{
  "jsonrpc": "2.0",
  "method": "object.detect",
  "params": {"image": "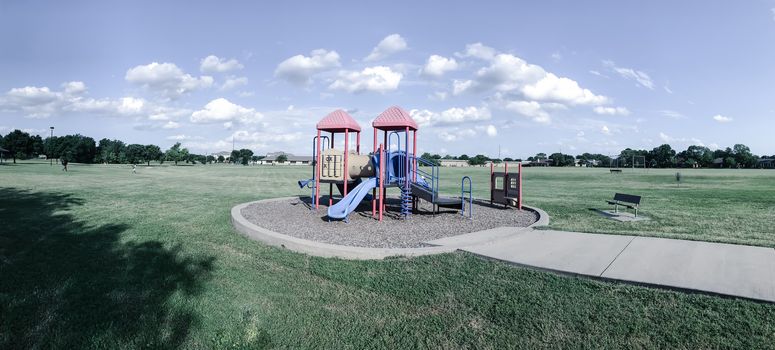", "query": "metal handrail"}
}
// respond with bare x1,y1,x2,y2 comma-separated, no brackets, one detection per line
387,132,402,184
461,176,473,219
411,156,438,204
